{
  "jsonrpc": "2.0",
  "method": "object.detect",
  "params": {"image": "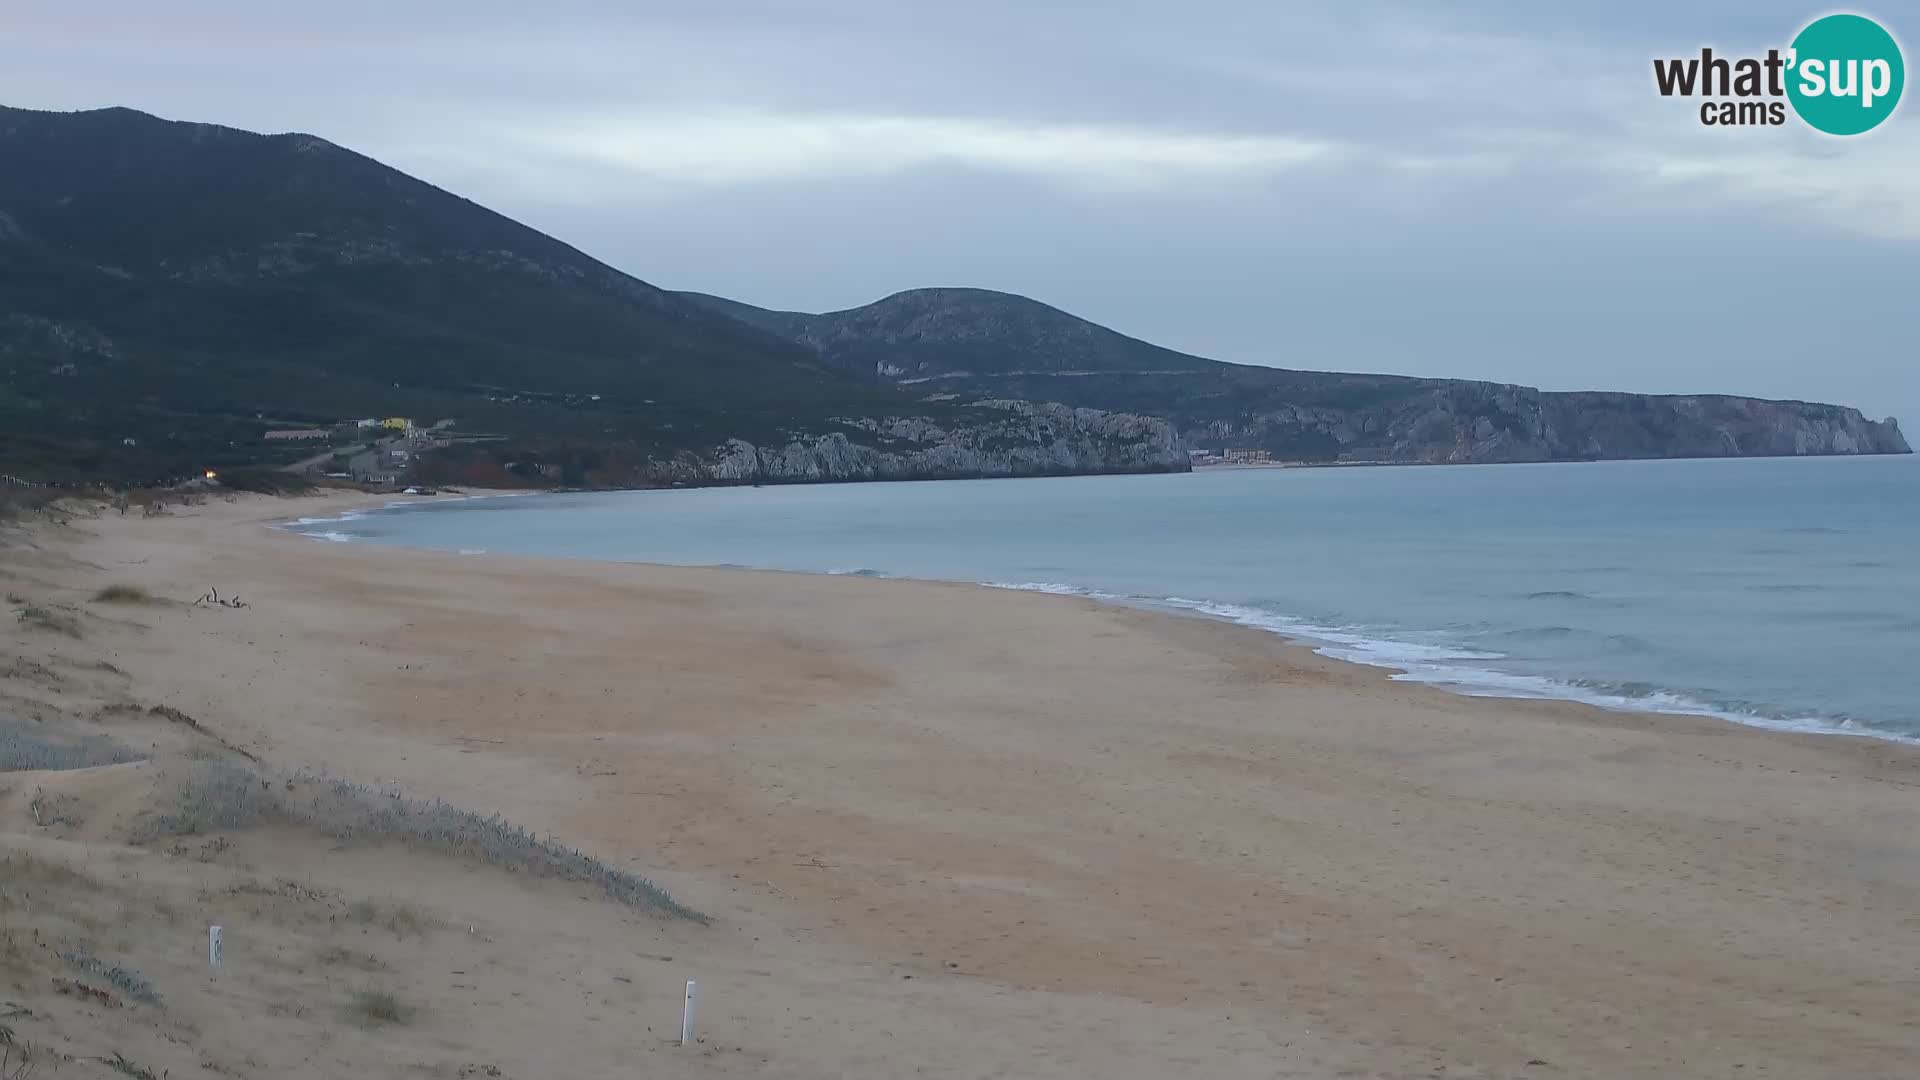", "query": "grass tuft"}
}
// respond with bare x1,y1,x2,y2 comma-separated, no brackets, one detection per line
345,988,415,1027
313,944,386,972
345,898,440,937
100,1051,162,1079
91,584,156,605
13,604,81,638
60,946,161,1005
